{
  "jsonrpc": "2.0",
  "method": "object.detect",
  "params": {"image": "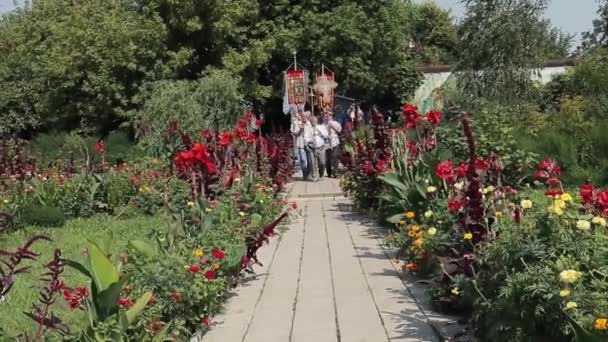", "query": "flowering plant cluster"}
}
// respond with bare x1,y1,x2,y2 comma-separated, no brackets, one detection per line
341,105,608,341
